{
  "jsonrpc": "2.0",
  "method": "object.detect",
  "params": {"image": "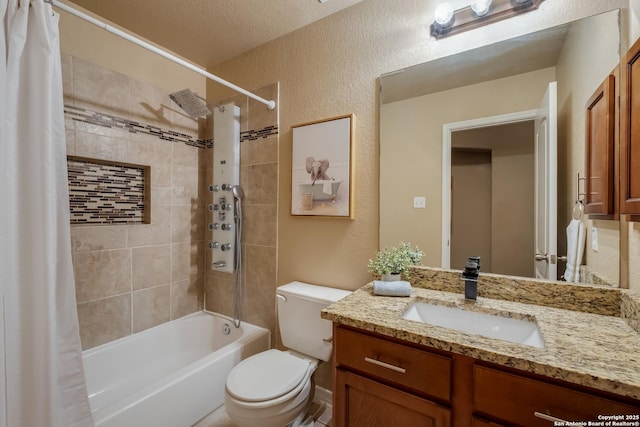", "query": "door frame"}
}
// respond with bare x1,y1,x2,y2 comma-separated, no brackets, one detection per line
441,109,538,269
